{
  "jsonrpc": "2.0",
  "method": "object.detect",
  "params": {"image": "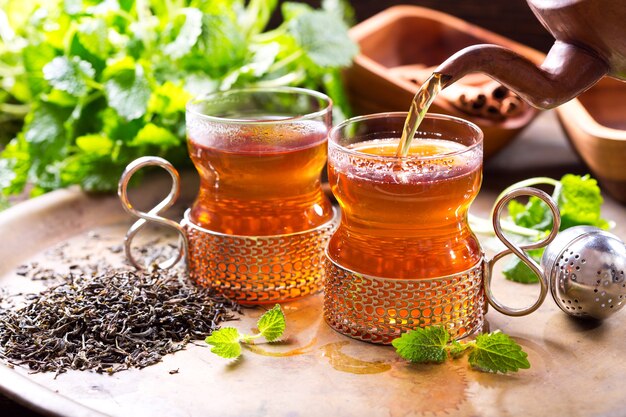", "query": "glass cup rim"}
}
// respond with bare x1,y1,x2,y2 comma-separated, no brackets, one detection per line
328,112,484,162
186,86,332,125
